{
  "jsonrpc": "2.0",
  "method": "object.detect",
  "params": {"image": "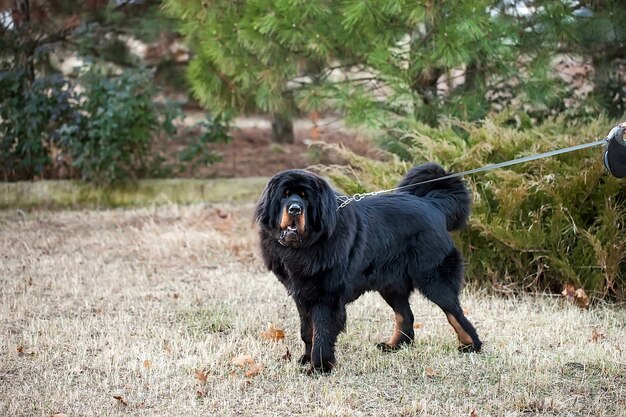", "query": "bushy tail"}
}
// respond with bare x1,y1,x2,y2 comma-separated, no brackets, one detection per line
398,162,471,231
